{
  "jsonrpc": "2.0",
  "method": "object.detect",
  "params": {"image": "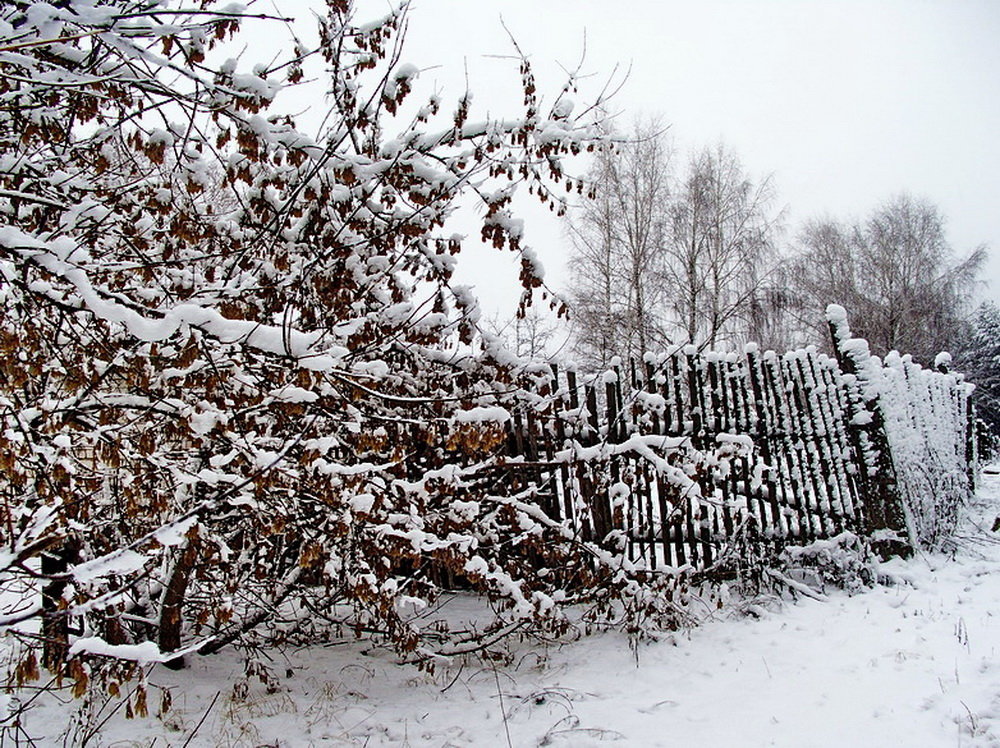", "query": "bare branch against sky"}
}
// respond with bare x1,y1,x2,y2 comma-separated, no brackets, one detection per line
261,0,1000,315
